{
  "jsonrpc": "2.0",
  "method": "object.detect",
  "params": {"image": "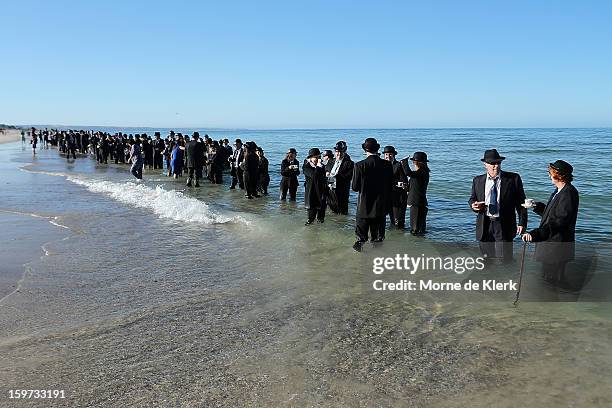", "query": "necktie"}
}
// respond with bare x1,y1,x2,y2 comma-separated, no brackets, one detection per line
489,179,498,215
